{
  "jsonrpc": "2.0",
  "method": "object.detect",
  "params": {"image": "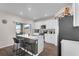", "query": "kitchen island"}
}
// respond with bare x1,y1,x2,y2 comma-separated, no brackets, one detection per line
16,34,44,56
